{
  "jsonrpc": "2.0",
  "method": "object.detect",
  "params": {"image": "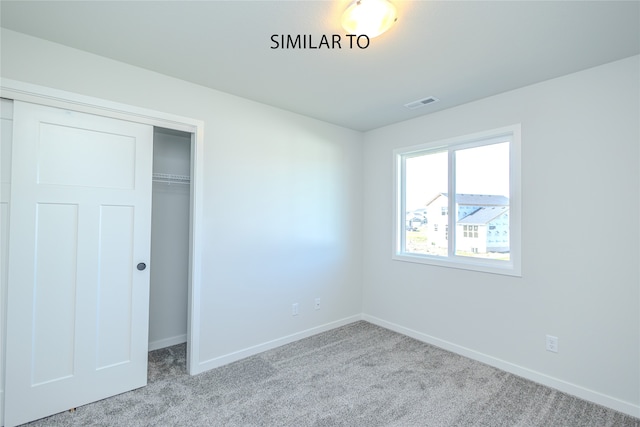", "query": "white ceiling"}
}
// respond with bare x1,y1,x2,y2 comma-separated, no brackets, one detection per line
1,0,639,131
